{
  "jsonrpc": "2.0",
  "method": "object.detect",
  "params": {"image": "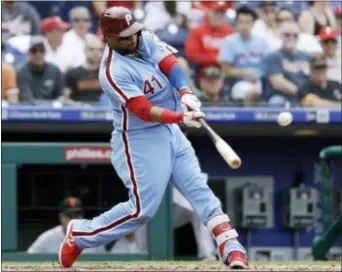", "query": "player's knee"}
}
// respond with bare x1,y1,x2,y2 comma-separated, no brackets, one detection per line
136,204,159,222
137,209,156,221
